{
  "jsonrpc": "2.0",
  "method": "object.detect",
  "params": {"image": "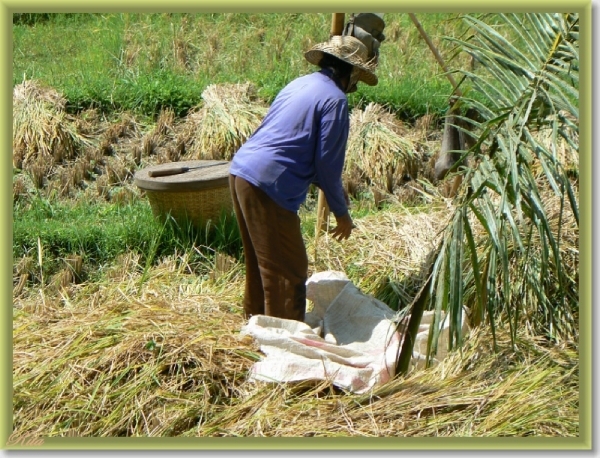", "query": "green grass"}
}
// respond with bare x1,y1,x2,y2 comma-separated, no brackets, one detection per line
13,197,242,284
13,12,479,121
